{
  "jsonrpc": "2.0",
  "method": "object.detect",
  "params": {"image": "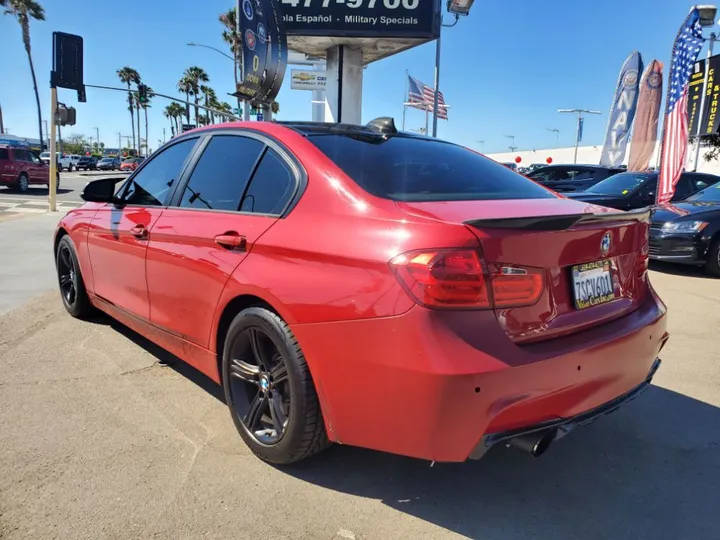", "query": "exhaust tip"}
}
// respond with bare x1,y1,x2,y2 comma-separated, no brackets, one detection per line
507,429,556,457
